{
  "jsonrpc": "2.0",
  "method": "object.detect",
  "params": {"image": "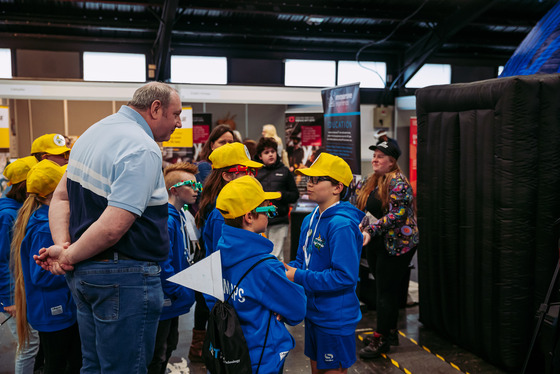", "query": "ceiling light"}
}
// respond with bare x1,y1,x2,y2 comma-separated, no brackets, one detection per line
305,16,326,26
